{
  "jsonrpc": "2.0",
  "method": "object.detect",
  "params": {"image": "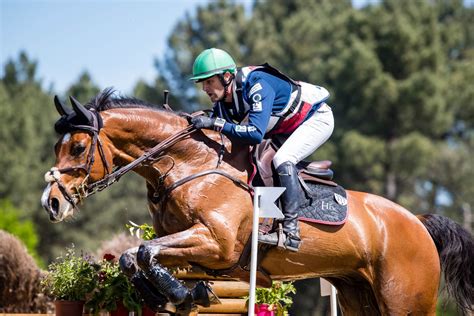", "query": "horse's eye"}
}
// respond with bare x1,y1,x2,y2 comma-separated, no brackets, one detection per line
70,144,86,156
